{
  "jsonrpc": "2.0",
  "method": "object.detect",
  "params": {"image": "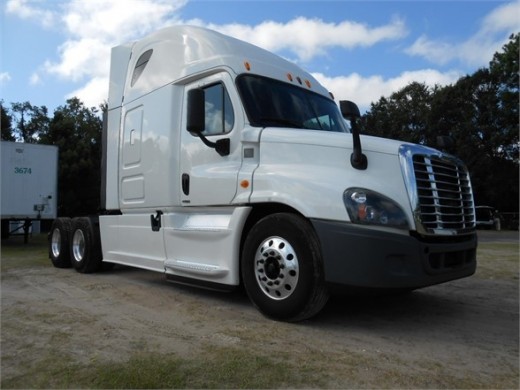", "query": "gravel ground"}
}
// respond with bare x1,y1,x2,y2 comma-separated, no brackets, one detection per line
1,231,518,388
